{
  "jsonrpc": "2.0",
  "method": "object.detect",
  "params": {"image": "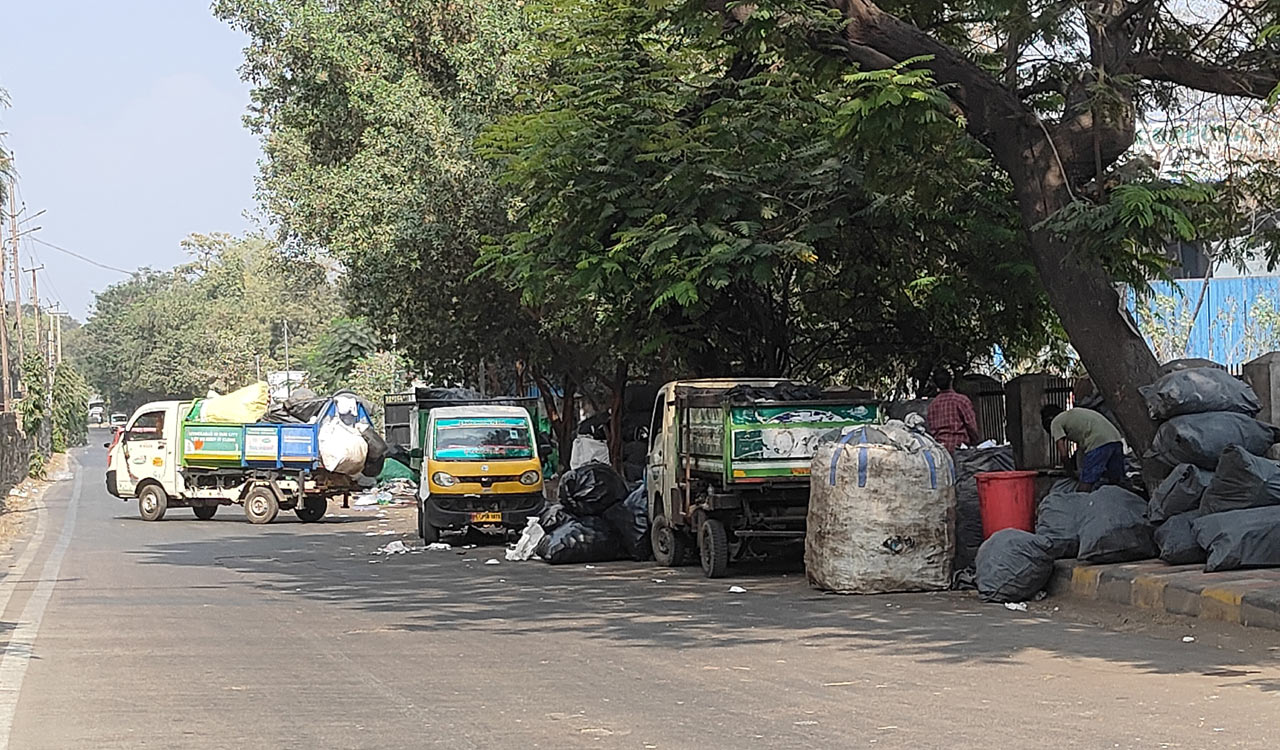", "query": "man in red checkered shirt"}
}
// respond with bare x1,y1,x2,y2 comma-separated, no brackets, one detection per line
926,370,980,454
